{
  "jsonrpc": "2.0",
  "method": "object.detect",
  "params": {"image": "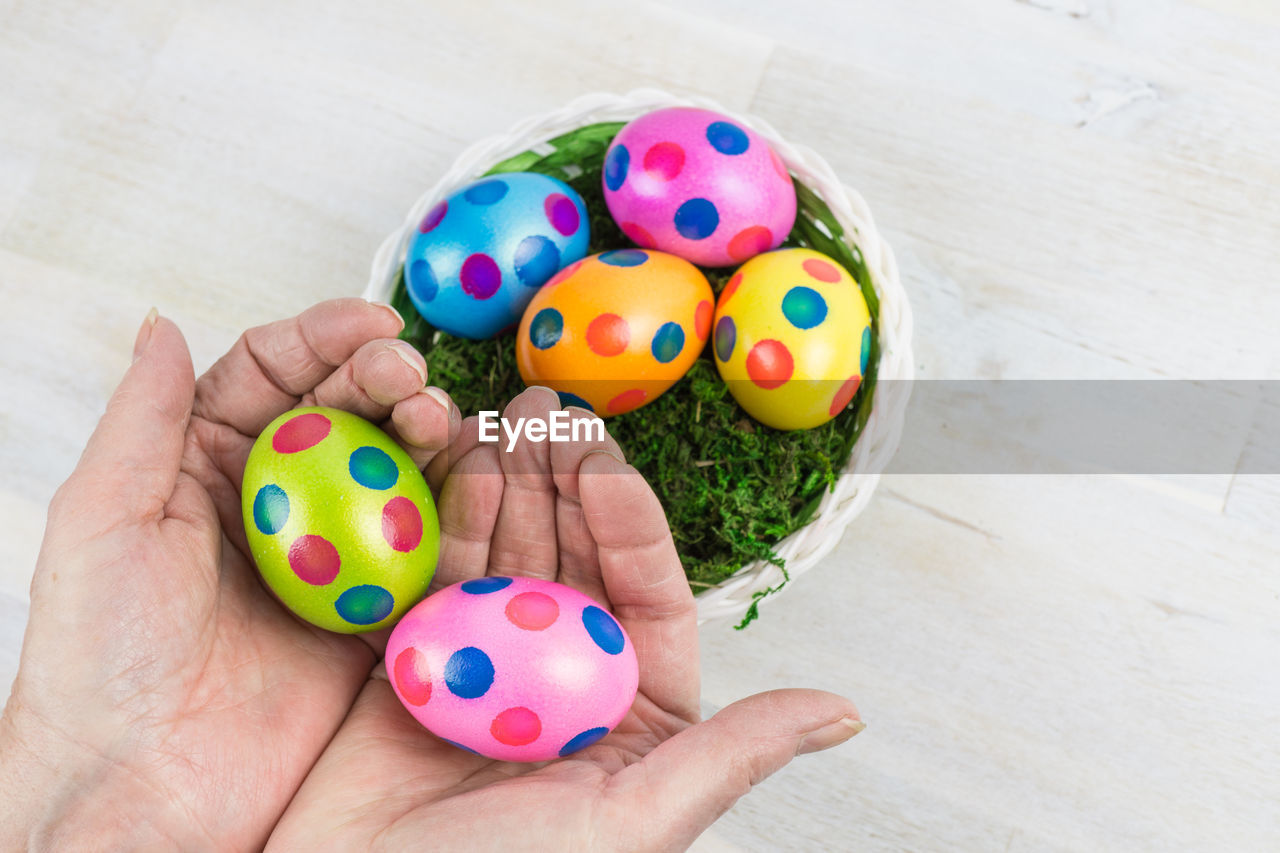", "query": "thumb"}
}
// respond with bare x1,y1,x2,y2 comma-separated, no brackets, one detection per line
621,689,863,850
60,309,196,529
